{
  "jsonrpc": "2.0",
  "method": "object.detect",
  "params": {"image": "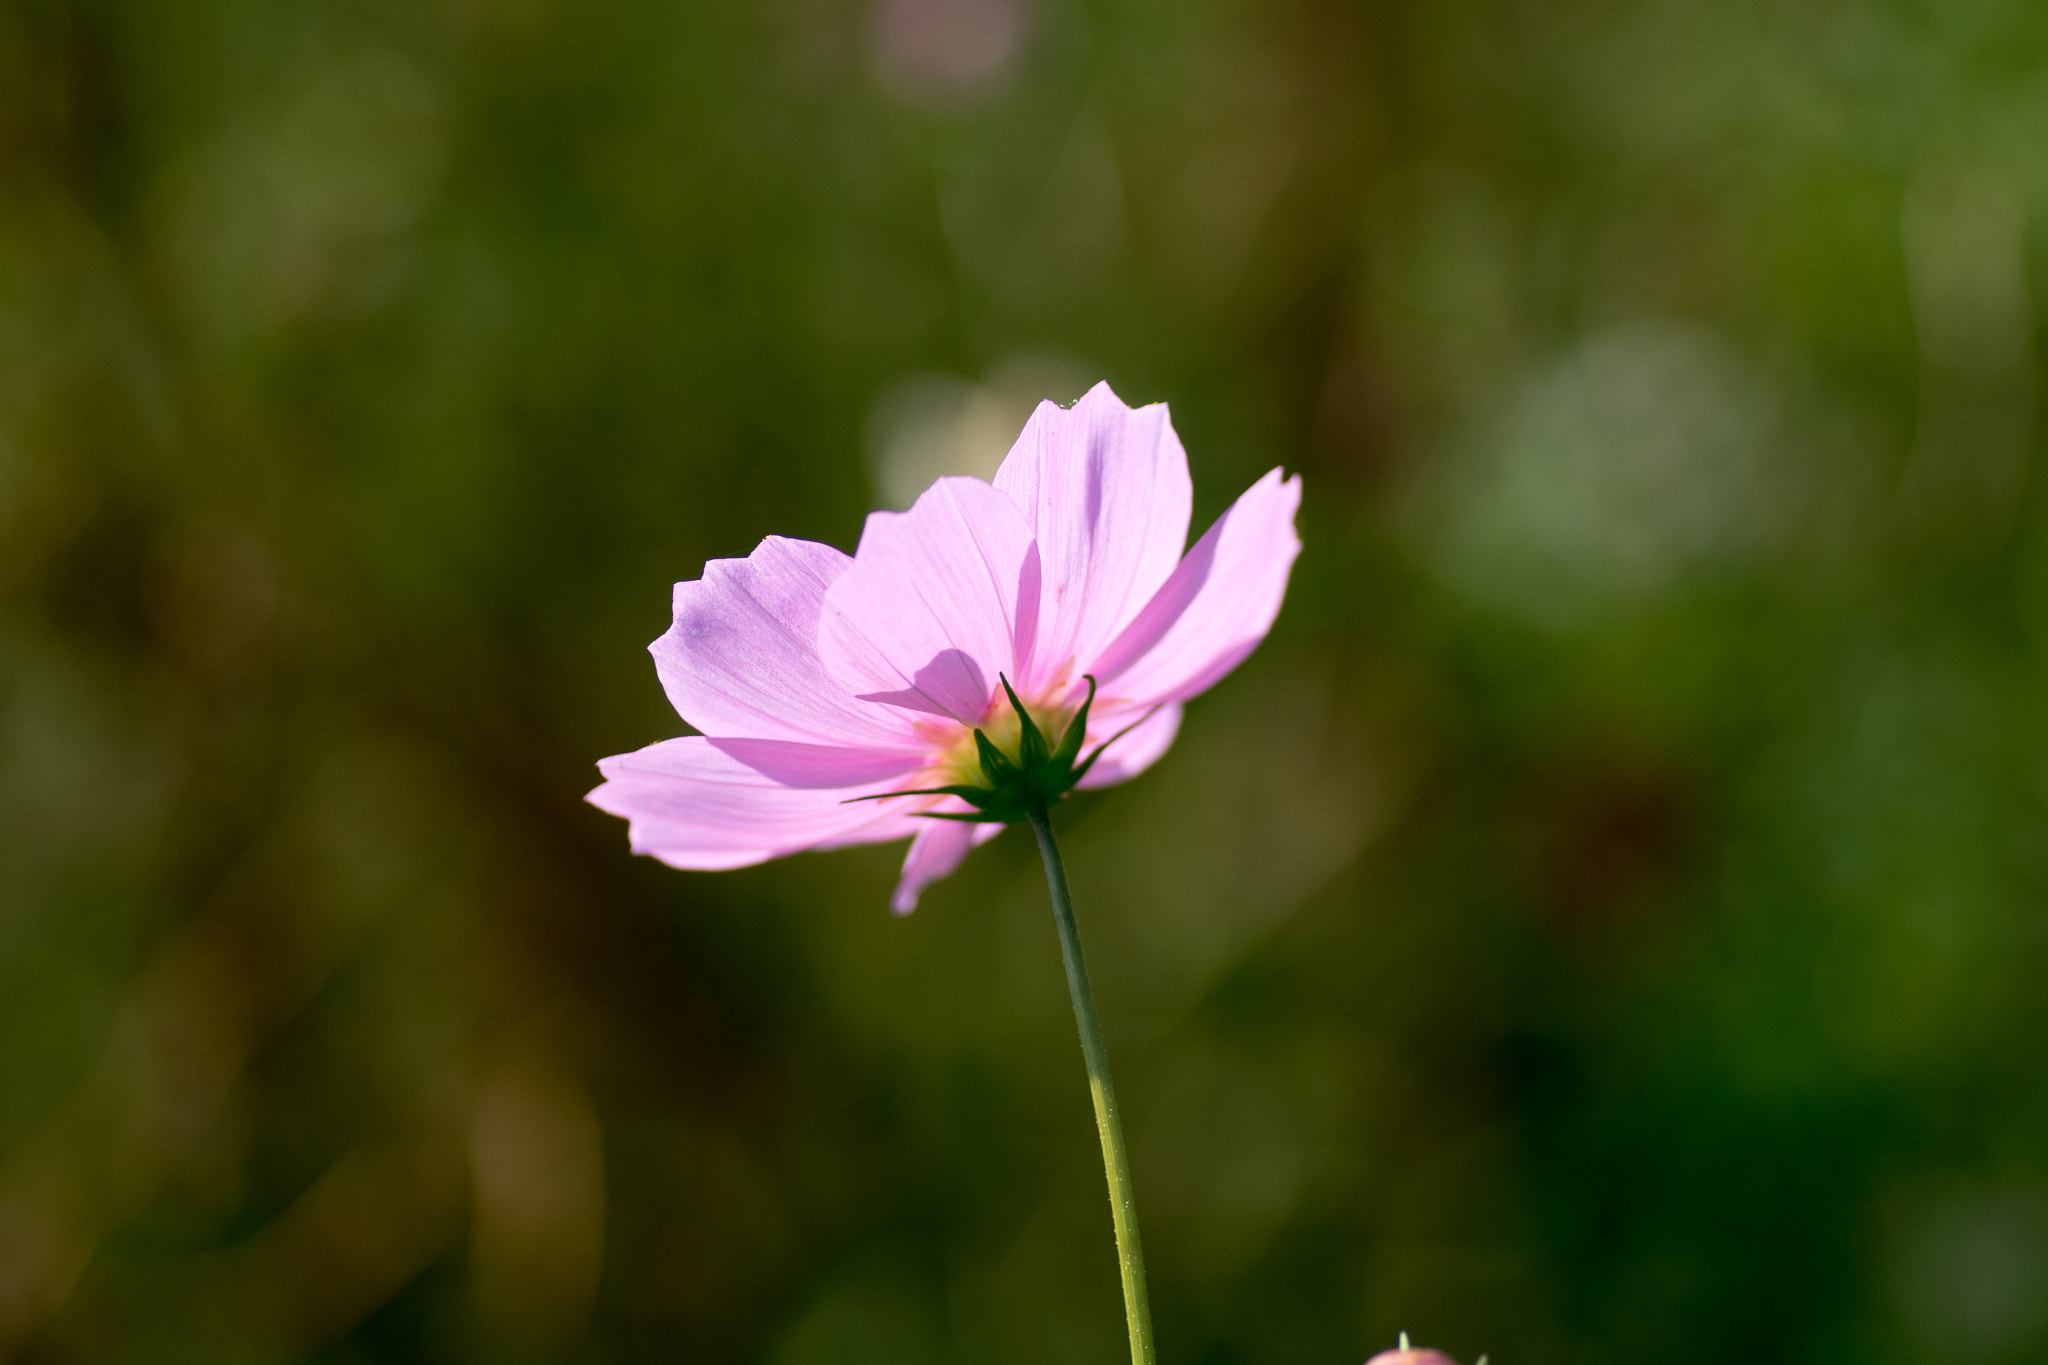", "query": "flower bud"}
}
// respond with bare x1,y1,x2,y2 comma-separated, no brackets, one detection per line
1364,1333,1468,1365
